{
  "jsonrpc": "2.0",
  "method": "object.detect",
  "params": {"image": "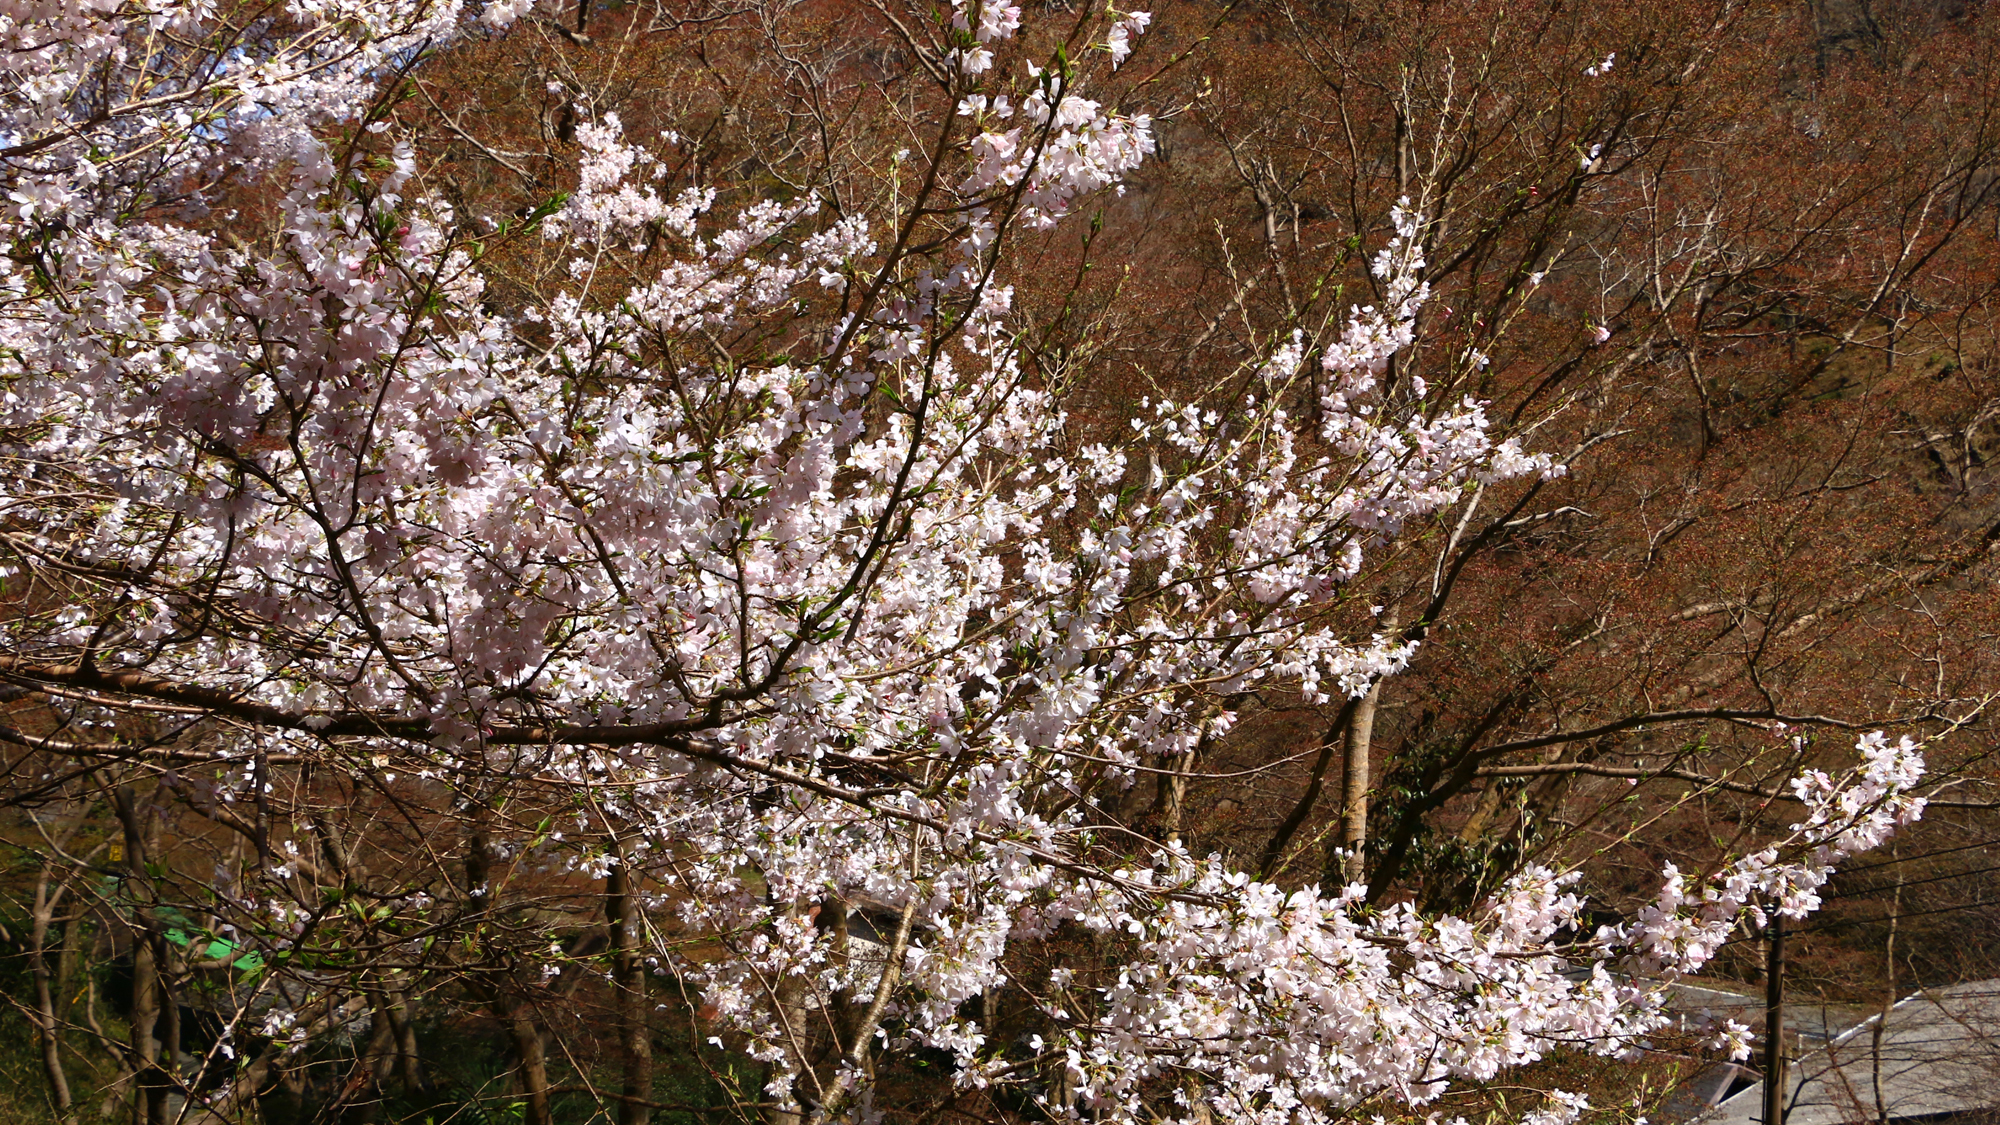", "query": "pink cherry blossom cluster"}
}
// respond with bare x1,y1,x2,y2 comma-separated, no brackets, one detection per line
948,1,1155,229
1018,731,1925,1125
1603,731,1927,975
0,2,1926,1122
